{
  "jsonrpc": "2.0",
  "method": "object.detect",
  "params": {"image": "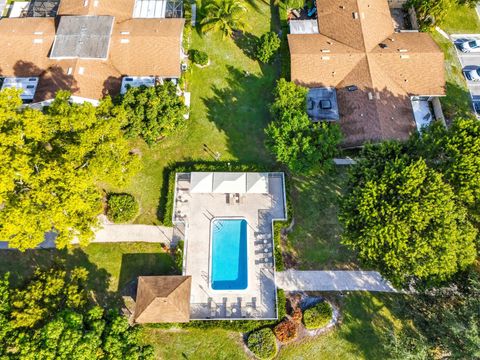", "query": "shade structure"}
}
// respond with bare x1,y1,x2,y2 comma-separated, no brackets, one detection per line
212,172,247,193
190,172,214,193
134,276,192,323
246,173,269,194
